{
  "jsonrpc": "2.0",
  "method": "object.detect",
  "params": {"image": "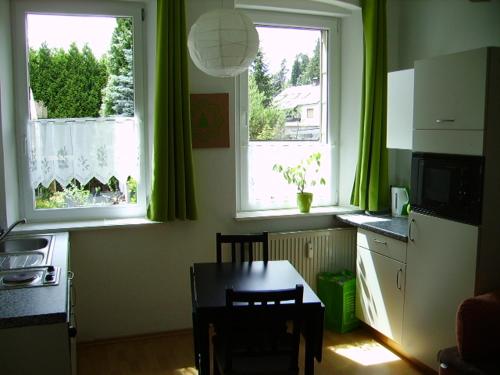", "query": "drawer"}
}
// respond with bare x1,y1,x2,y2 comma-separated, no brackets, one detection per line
357,229,407,263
